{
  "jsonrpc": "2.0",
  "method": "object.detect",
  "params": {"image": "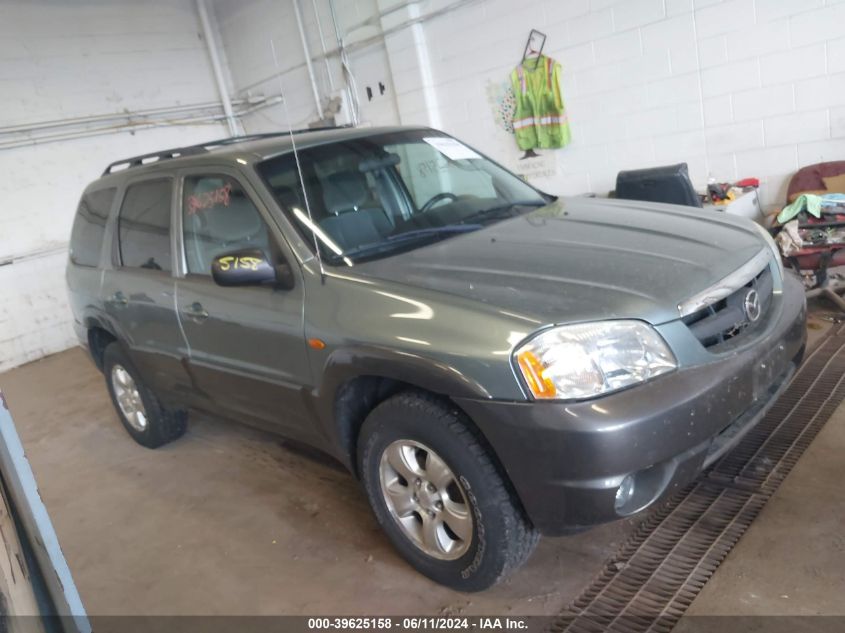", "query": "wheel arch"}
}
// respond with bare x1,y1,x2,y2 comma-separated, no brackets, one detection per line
318,345,499,479
83,316,118,372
